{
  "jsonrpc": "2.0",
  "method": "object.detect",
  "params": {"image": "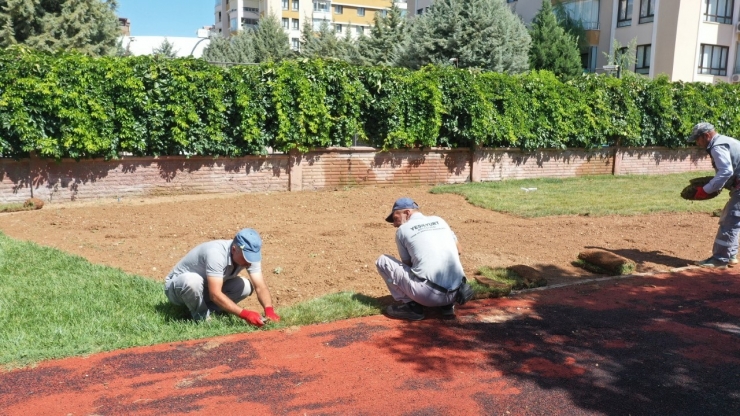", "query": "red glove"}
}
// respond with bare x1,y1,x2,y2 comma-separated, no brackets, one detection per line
694,186,710,200
239,309,264,327
264,306,280,322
